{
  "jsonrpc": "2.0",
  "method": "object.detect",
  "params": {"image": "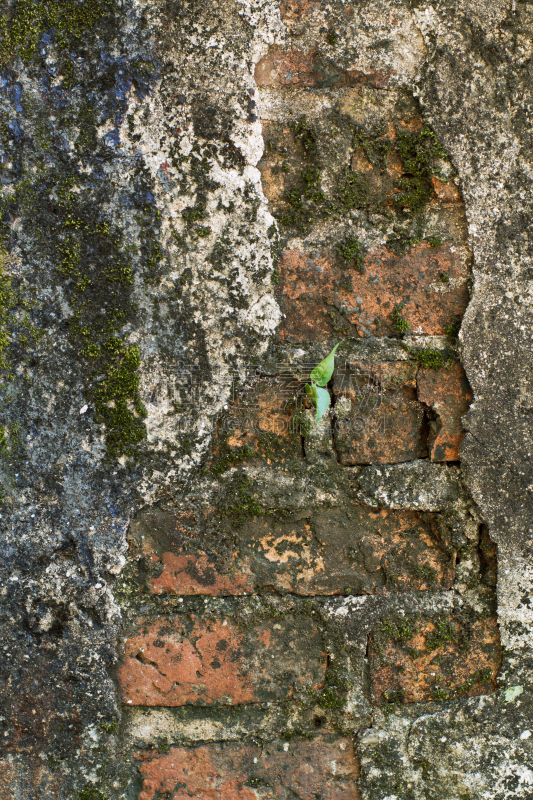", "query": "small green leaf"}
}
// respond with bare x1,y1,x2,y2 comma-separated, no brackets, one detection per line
504,686,523,704
314,385,331,422
310,344,339,387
